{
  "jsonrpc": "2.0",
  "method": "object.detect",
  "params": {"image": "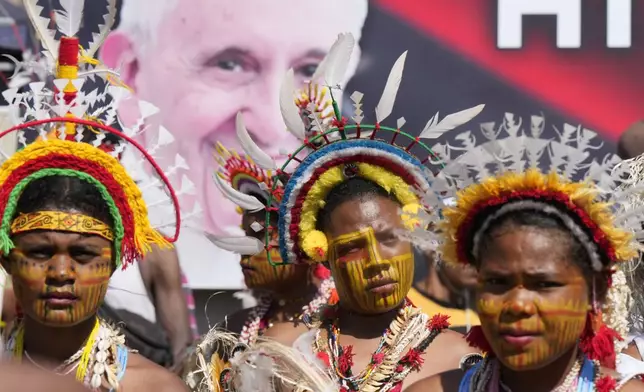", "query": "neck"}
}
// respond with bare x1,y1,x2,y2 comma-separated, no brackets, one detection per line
418,266,471,308
499,346,579,392
269,283,319,319
336,303,404,339
21,315,98,363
